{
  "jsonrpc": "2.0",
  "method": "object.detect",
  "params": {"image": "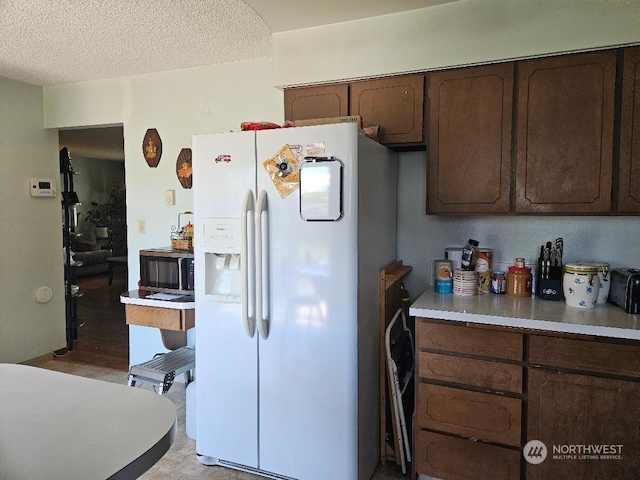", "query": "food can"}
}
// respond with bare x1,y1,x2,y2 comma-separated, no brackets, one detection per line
453,269,478,296
434,259,453,293
434,259,453,281
475,248,493,293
